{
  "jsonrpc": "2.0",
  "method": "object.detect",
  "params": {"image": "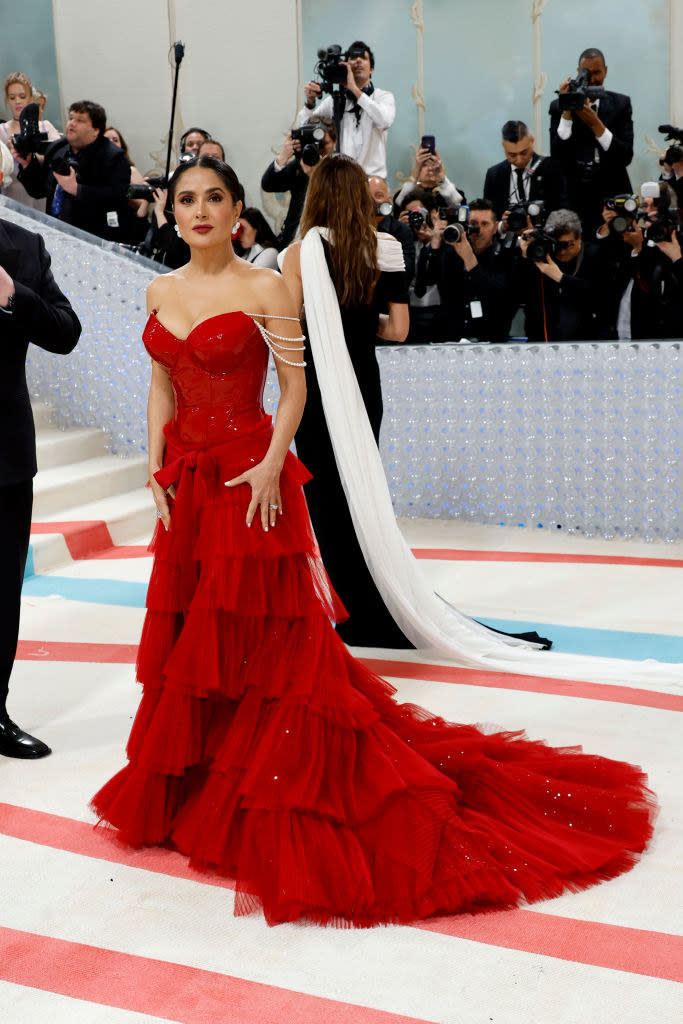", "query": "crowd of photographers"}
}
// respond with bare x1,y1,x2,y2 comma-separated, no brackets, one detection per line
2,43,683,342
